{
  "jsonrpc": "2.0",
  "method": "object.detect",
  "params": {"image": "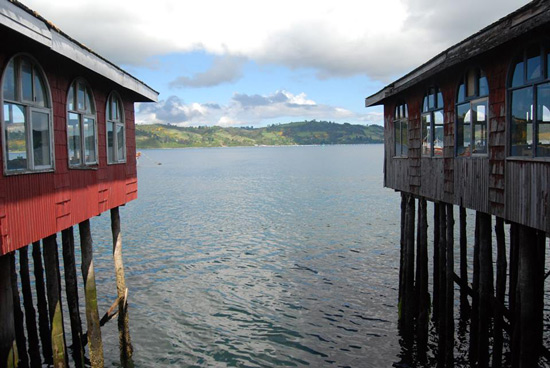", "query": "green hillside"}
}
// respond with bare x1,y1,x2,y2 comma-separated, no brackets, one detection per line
135,120,384,149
